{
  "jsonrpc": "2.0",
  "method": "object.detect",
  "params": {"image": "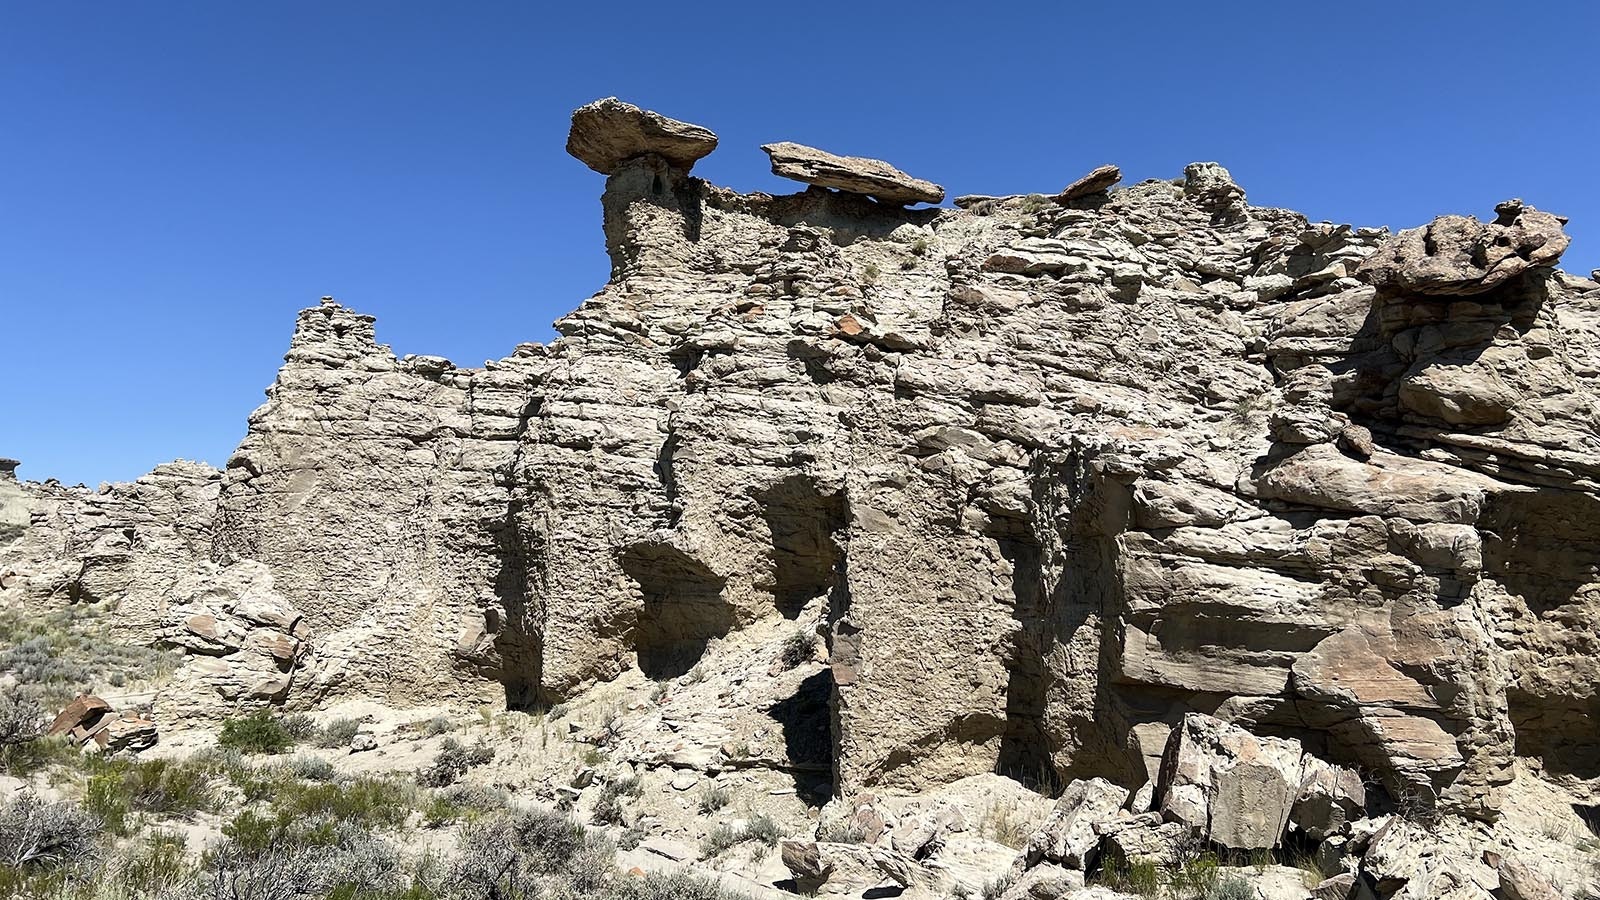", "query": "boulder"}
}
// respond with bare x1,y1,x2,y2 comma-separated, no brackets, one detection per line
1495,858,1561,900
1095,816,1189,867
1362,819,1494,900
1054,164,1121,204
1024,776,1130,869
1183,161,1247,224
761,141,944,205
1356,200,1569,296
47,695,113,736
1311,872,1356,900
1292,757,1367,841
95,716,157,753
779,839,926,896
996,862,1086,900
566,97,718,175
1156,713,1305,850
